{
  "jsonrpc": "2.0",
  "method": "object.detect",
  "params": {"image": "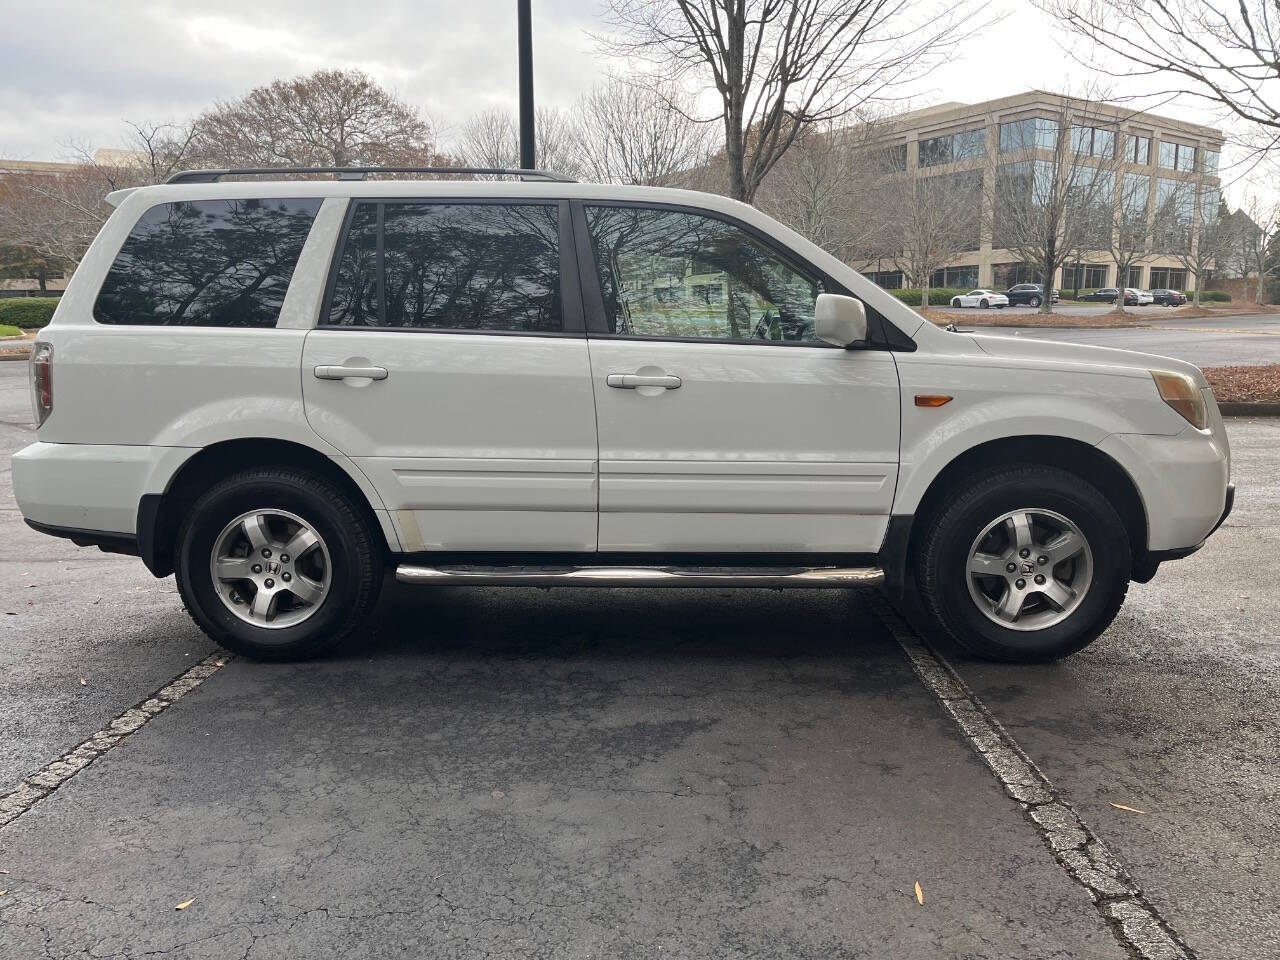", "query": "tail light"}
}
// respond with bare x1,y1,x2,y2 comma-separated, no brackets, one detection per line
31,342,53,428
